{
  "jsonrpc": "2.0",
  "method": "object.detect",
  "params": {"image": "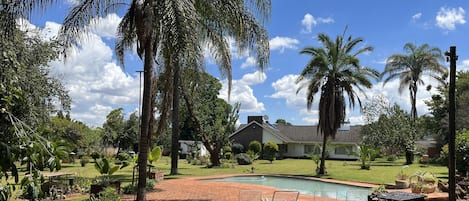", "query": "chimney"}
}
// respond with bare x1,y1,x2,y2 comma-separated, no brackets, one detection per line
248,116,264,124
